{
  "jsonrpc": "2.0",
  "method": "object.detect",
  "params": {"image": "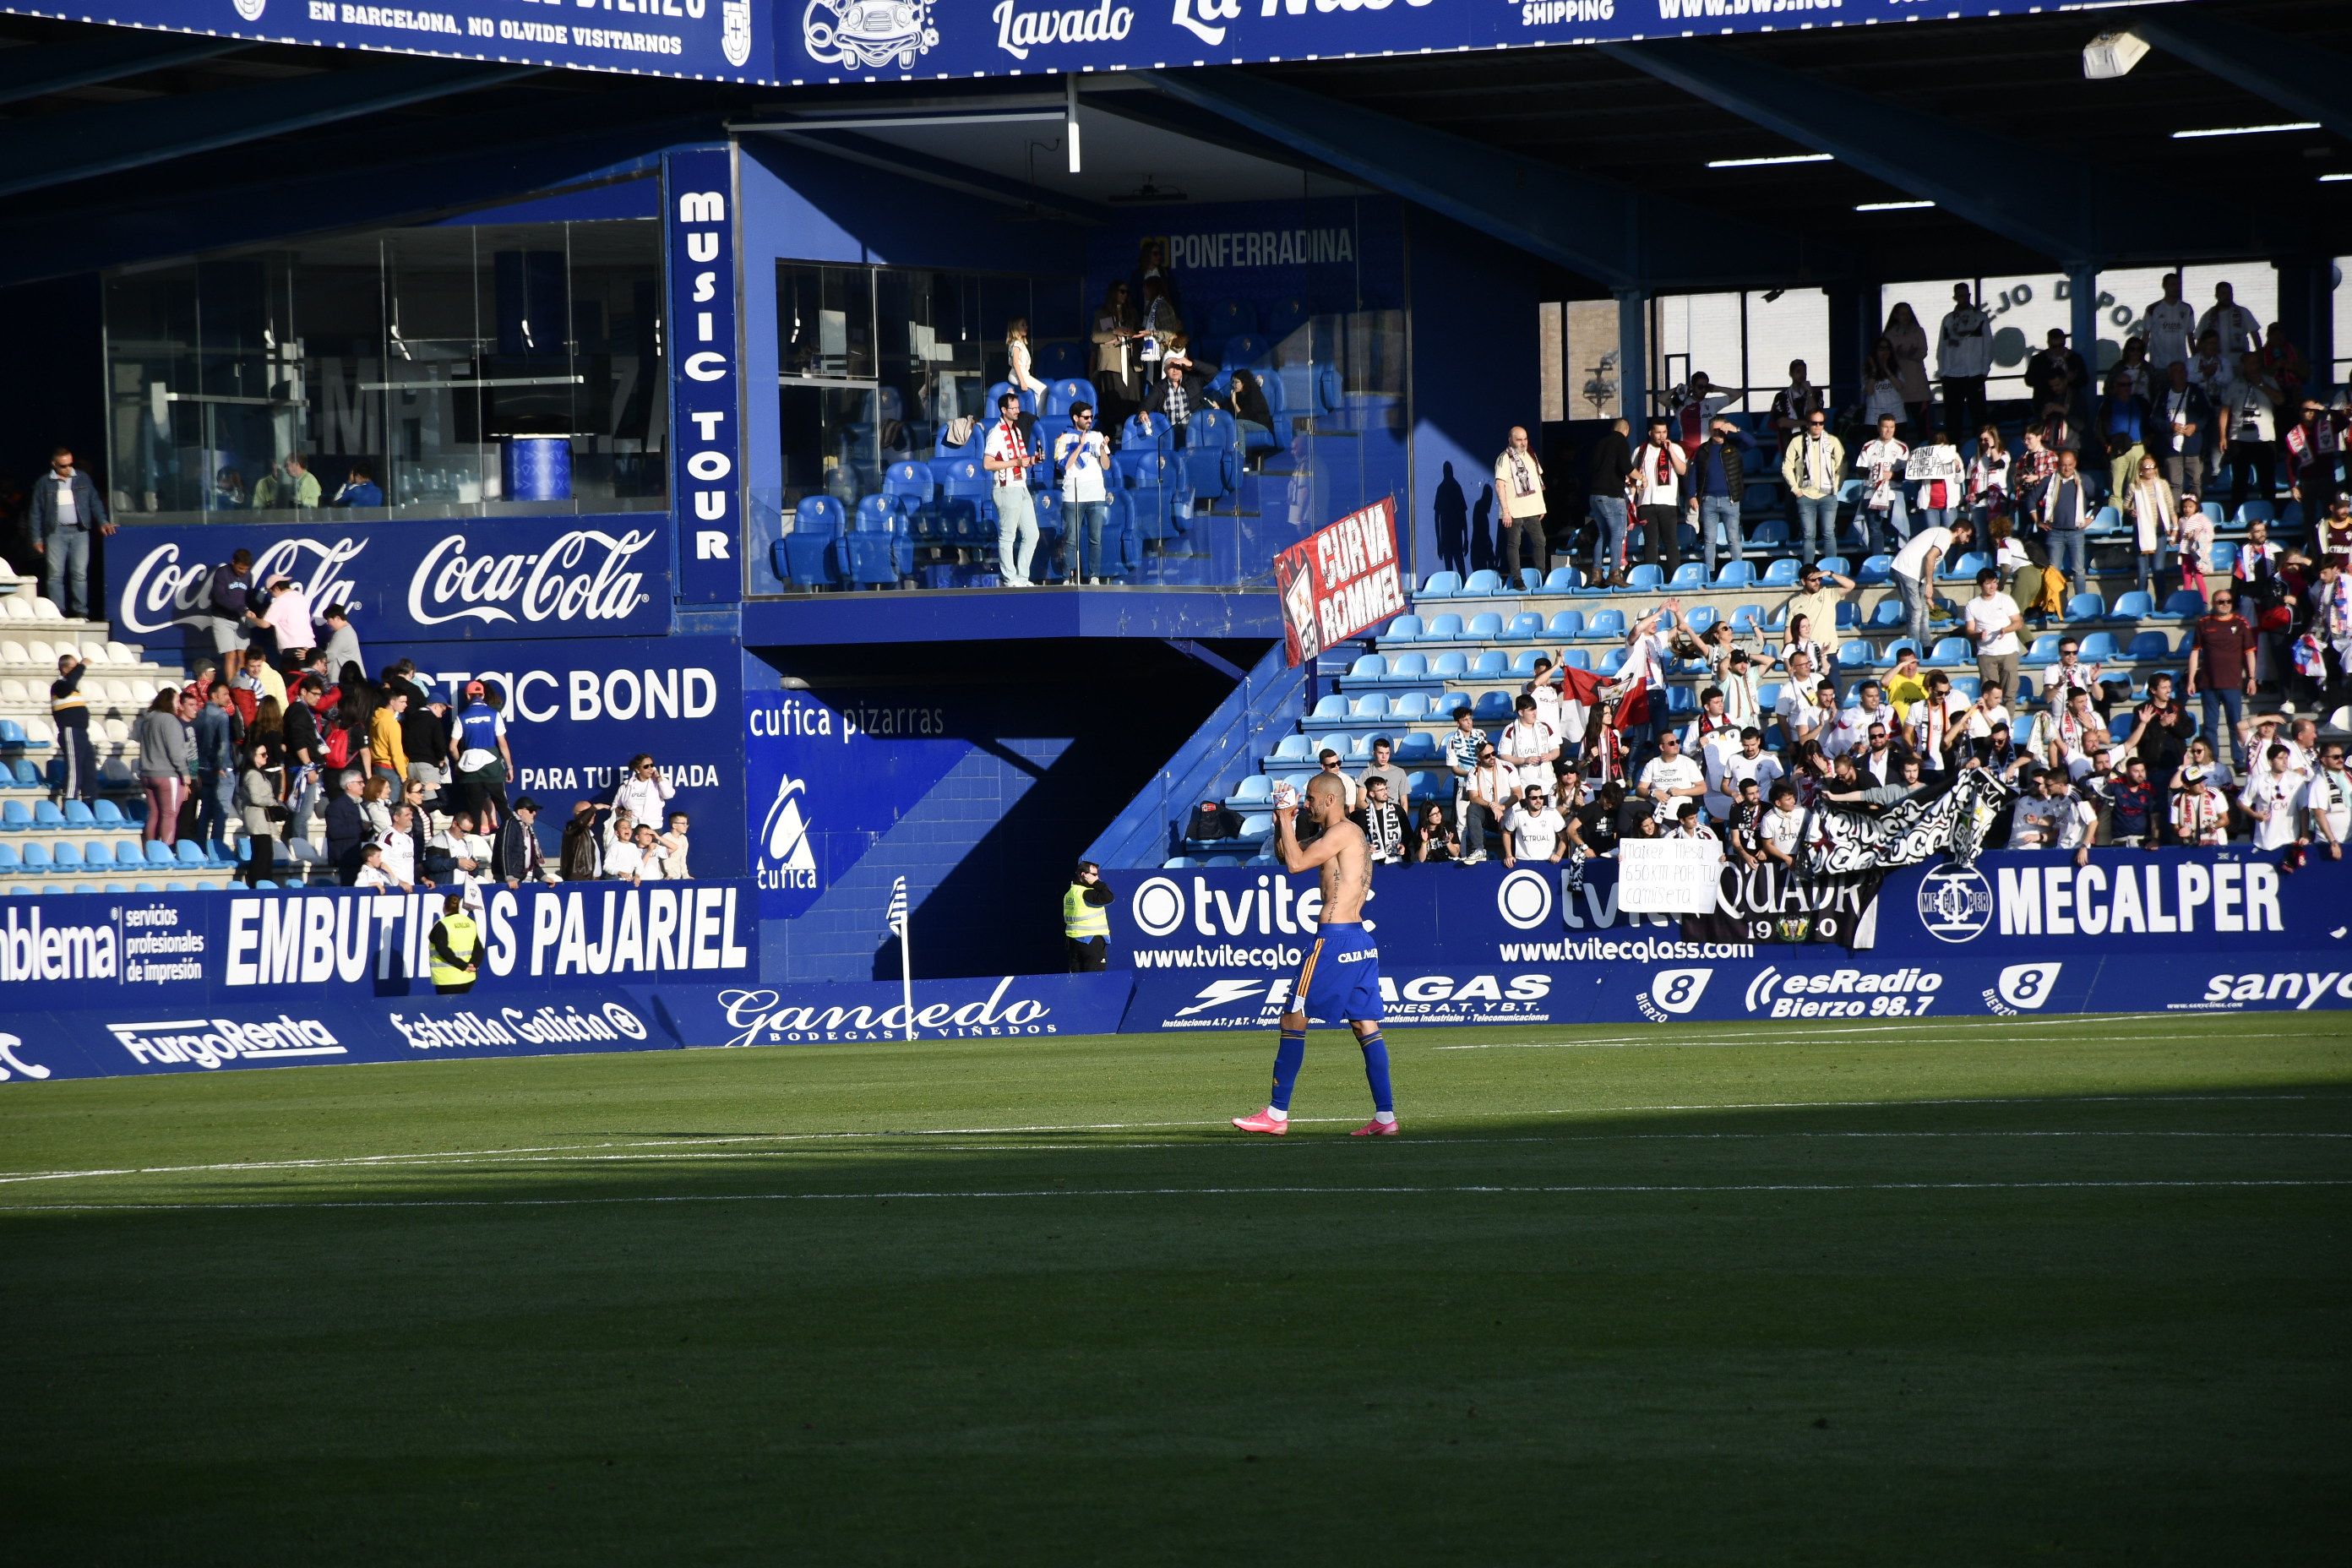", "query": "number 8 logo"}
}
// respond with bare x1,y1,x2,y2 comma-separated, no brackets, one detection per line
1647,967,1712,1016
1995,962,2061,1011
